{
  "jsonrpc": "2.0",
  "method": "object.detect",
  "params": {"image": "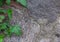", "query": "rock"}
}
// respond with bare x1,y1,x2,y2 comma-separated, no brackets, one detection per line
20,20,41,42
53,37,60,42
30,20,41,33
55,24,60,34
38,23,55,38
4,36,20,42
37,18,48,25
27,0,59,24
40,38,51,42
57,17,60,23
